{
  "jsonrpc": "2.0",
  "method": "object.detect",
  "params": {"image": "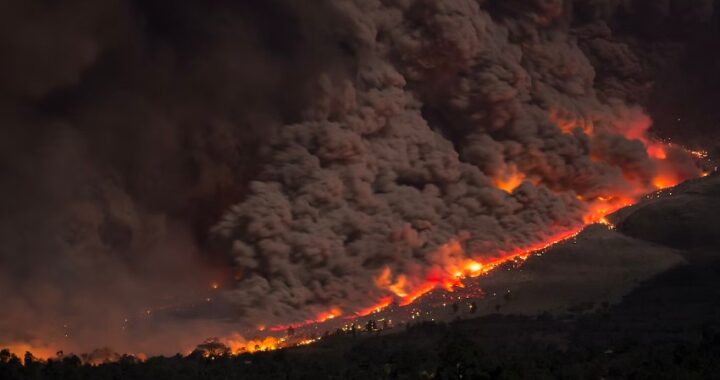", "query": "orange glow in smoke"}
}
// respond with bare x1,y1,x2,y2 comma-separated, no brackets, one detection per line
259,108,706,351
494,172,525,193
646,144,667,160
3,343,57,361
549,108,594,134
653,175,678,189
342,110,706,325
